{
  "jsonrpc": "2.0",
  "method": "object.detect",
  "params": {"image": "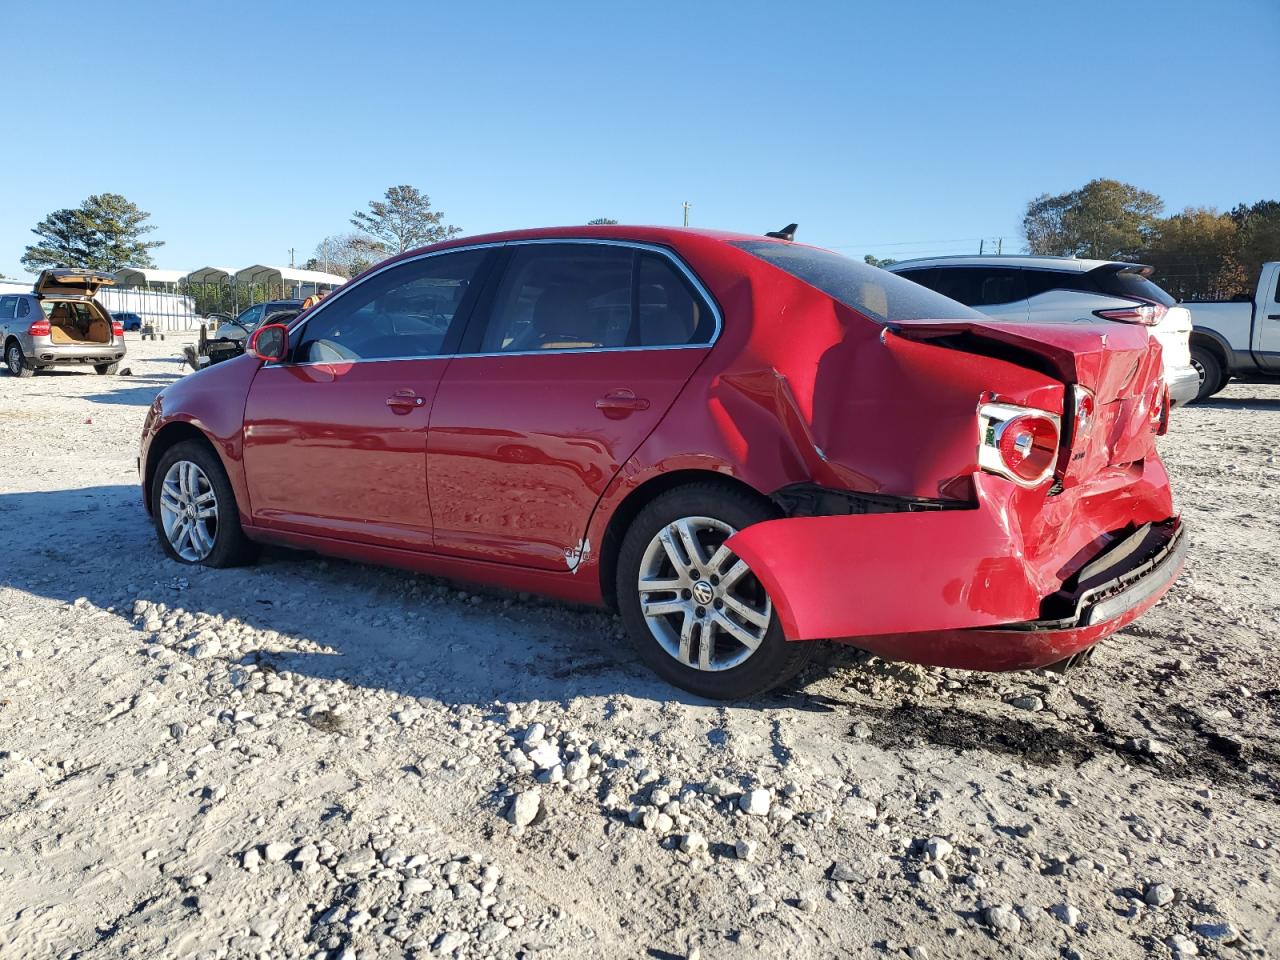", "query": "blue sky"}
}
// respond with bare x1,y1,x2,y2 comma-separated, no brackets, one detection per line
2,0,1277,279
